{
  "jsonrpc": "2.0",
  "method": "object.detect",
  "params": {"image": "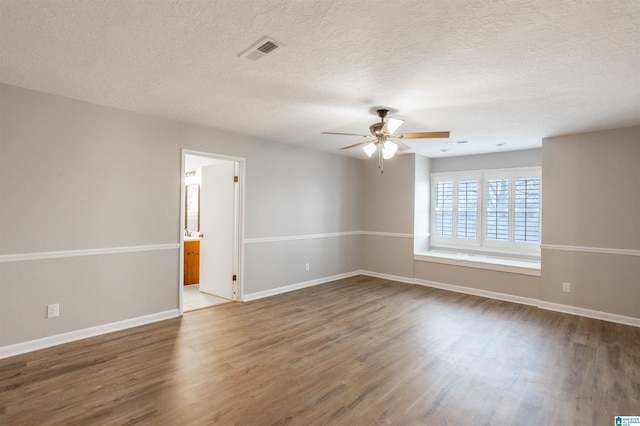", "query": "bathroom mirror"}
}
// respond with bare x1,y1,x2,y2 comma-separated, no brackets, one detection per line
185,184,200,234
